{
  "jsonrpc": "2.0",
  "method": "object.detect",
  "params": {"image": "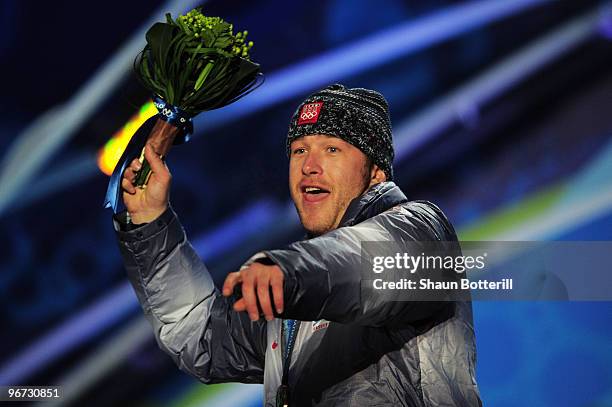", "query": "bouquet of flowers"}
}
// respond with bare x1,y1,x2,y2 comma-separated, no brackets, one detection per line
104,8,263,212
